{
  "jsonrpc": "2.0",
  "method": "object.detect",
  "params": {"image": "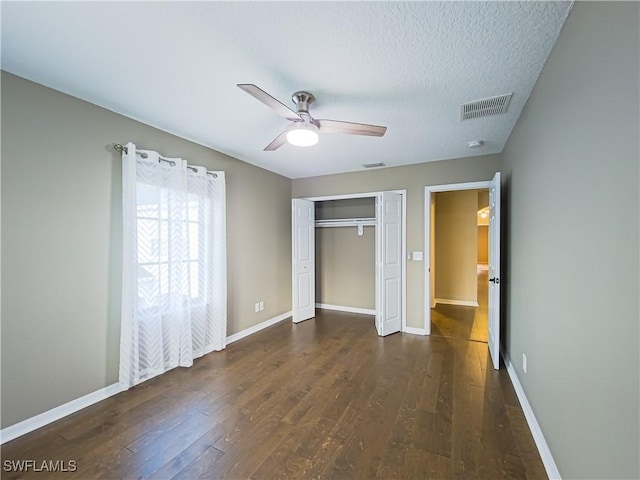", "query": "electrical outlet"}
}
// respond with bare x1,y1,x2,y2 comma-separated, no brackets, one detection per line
254,302,260,313
522,353,527,374
259,301,264,311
